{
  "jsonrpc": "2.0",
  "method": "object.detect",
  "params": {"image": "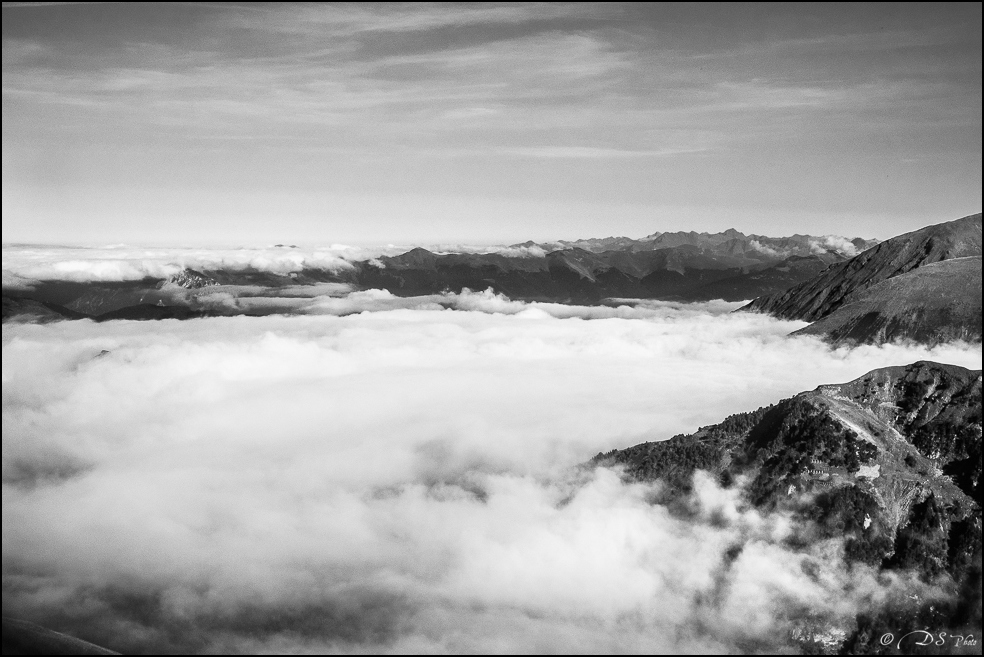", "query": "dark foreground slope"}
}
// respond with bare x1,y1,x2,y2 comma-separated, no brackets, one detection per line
794,257,983,345
2,295,89,323
92,304,212,322
742,214,982,323
594,361,983,653
2,617,119,655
